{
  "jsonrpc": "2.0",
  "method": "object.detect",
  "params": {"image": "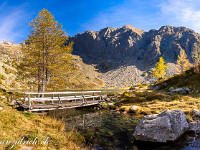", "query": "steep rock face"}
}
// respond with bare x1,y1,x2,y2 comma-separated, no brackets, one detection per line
70,25,145,69
70,25,200,72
